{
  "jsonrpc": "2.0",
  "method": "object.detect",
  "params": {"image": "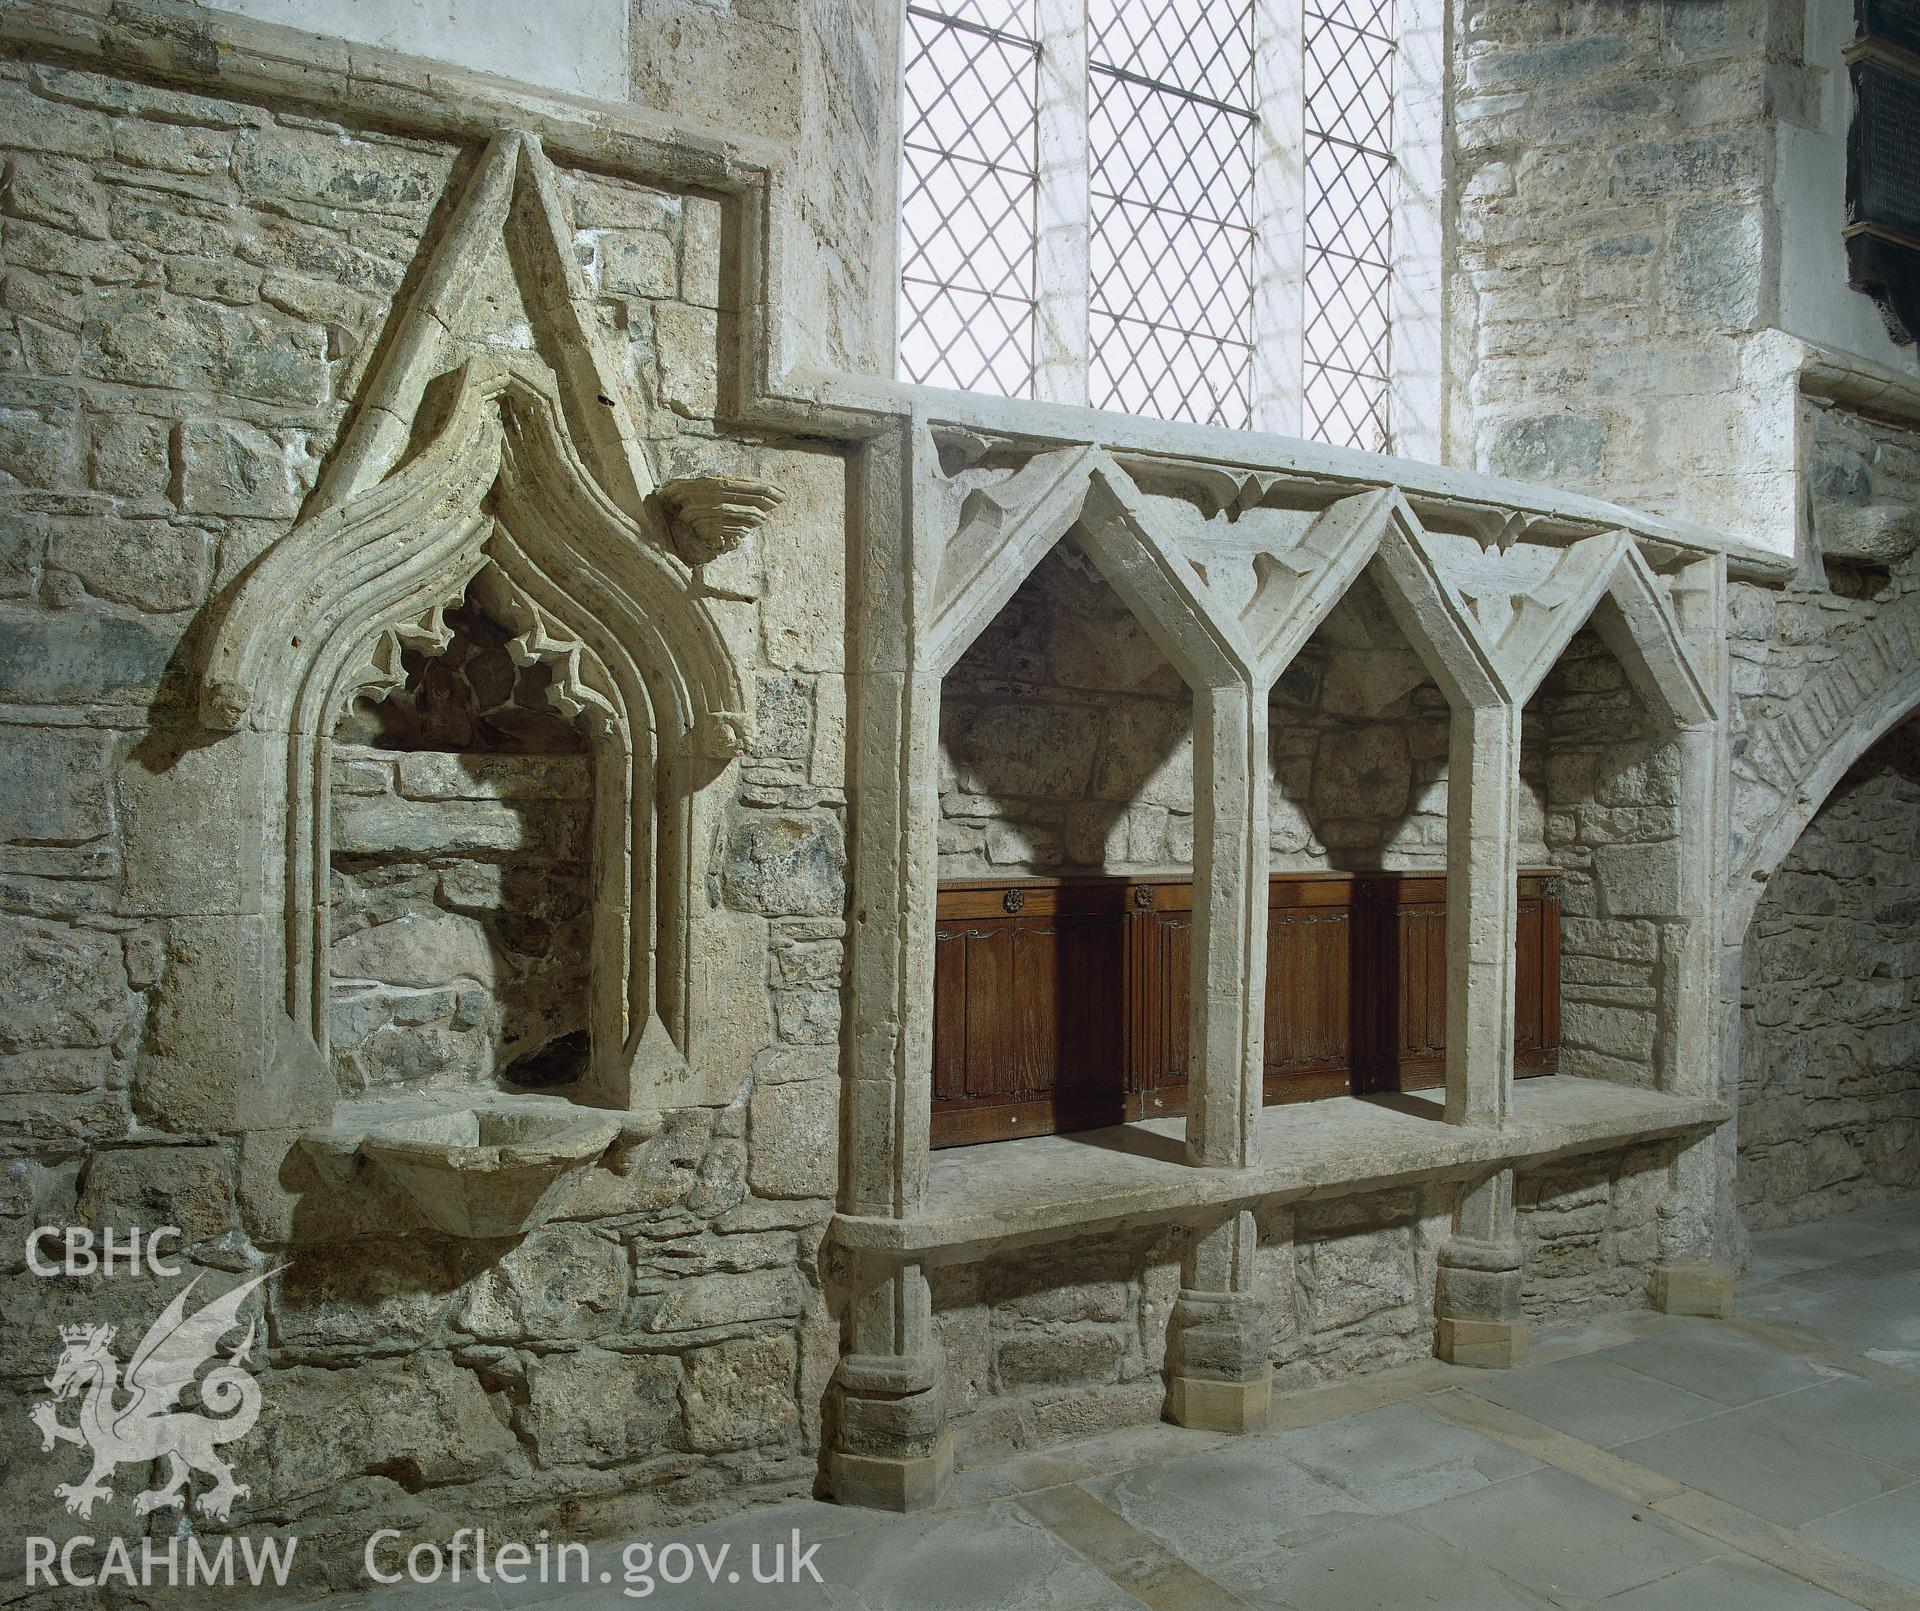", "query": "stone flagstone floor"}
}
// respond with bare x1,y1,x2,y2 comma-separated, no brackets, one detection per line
306,1198,1920,1611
